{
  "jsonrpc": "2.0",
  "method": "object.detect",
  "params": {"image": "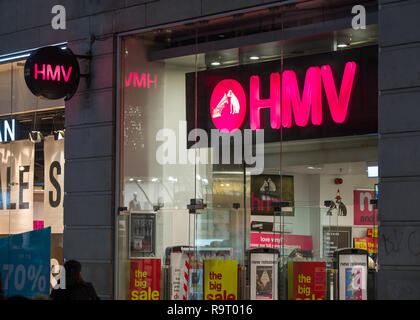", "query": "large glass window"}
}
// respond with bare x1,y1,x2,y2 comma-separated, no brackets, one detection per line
117,7,378,301
0,56,65,298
